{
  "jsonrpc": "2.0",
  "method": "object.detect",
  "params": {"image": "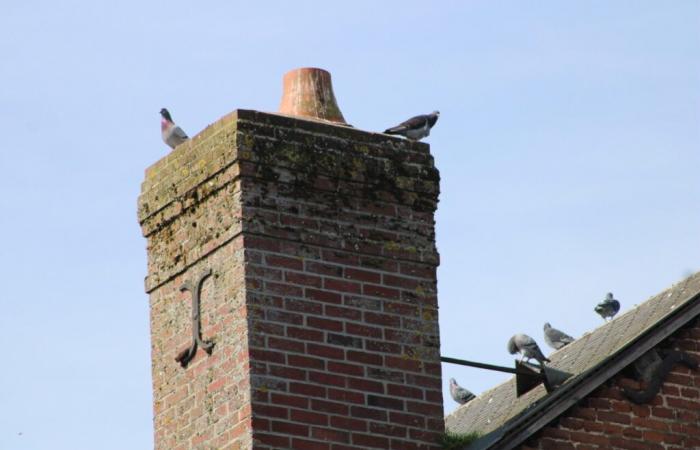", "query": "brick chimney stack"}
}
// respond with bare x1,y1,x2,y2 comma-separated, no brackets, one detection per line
138,69,444,449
